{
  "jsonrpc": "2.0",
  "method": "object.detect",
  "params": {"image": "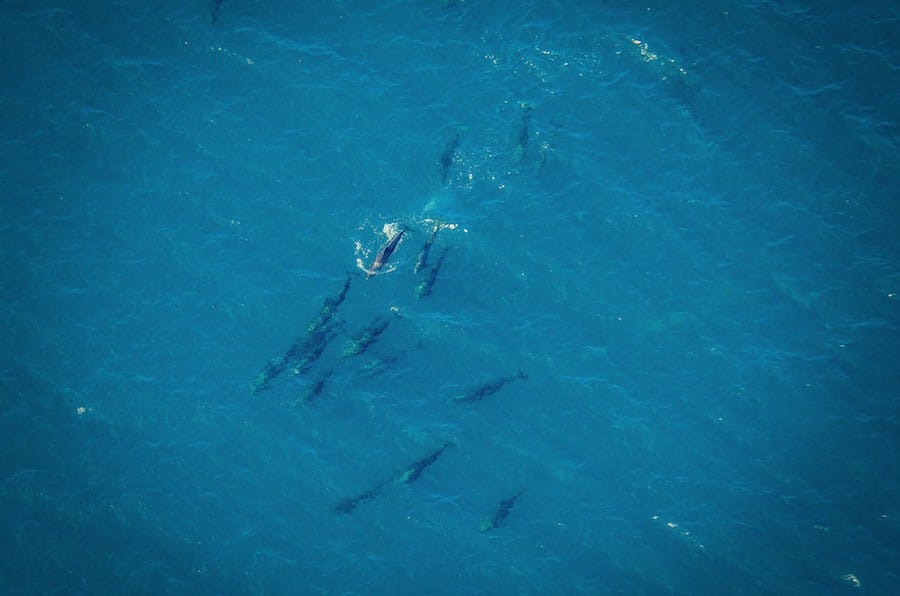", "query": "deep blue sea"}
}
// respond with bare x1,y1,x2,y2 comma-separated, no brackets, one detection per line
2,1,899,594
